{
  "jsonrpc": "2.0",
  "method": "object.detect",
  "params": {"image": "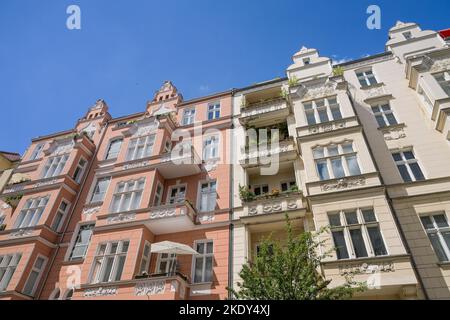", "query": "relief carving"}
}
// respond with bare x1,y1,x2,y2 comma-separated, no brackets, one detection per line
321,178,366,192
